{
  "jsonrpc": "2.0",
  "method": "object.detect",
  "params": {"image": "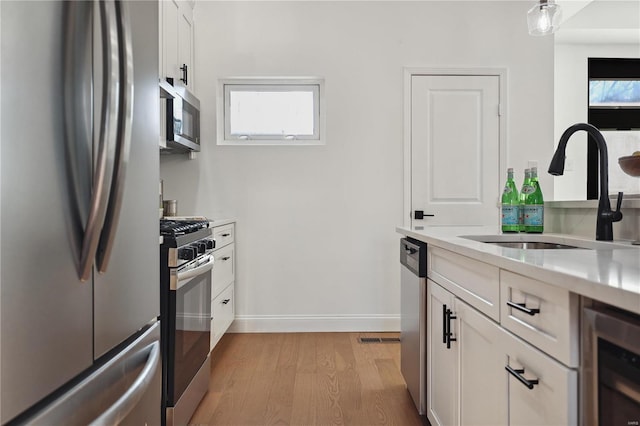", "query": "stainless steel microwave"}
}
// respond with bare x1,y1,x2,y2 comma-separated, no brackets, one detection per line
160,79,200,152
